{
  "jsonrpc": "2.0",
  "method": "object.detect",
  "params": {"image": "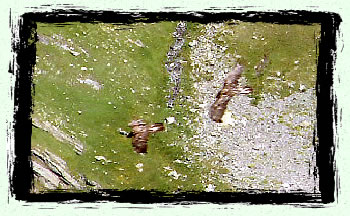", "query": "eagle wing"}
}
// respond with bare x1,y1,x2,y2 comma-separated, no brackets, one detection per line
148,123,165,133
127,120,165,153
209,64,252,123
